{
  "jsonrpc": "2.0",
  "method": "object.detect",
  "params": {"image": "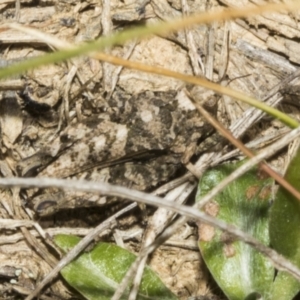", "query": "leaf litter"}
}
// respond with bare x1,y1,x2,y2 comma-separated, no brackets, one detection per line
0,0,300,299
